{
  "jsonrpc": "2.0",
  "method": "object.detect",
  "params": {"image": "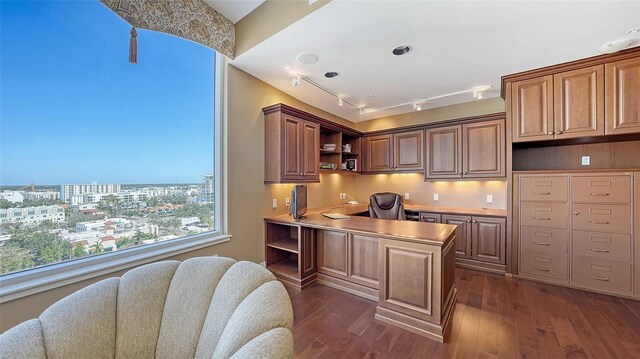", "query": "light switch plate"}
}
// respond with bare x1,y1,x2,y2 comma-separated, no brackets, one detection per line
487,195,493,203
285,197,290,207
433,194,439,201
582,155,590,166
272,199,277,209
405,192,410,200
